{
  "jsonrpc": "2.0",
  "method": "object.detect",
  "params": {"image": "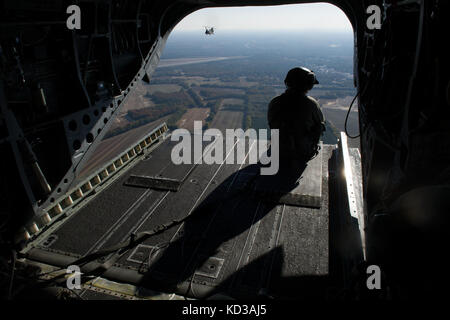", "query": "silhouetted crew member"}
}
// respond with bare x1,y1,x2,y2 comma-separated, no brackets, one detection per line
268,67,325,168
